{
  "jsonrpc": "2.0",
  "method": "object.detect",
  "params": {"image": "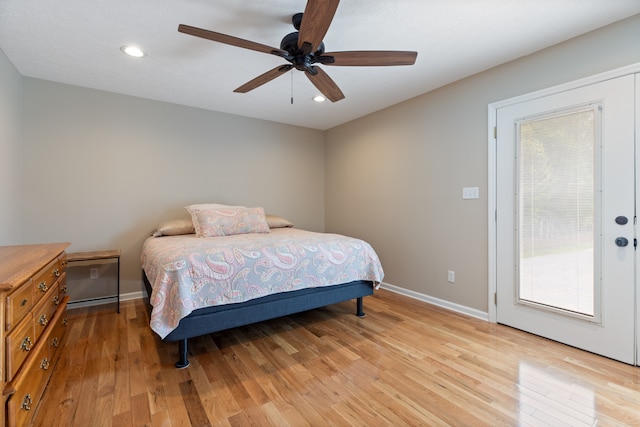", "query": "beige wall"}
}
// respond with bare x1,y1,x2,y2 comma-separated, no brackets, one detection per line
21,79,325,295
0,48,24,245
325,14,640,313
